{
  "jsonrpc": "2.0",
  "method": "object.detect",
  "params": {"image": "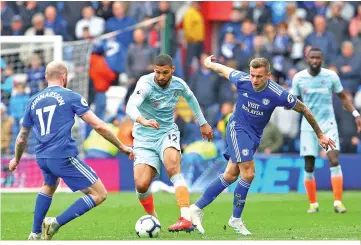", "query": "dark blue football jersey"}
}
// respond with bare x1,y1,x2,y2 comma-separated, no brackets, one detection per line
229,70,297,142
22,86,90,158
